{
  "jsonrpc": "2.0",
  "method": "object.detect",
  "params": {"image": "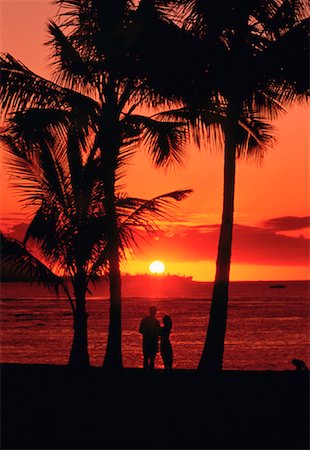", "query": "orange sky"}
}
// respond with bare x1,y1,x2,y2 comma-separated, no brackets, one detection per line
0,0,309,281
